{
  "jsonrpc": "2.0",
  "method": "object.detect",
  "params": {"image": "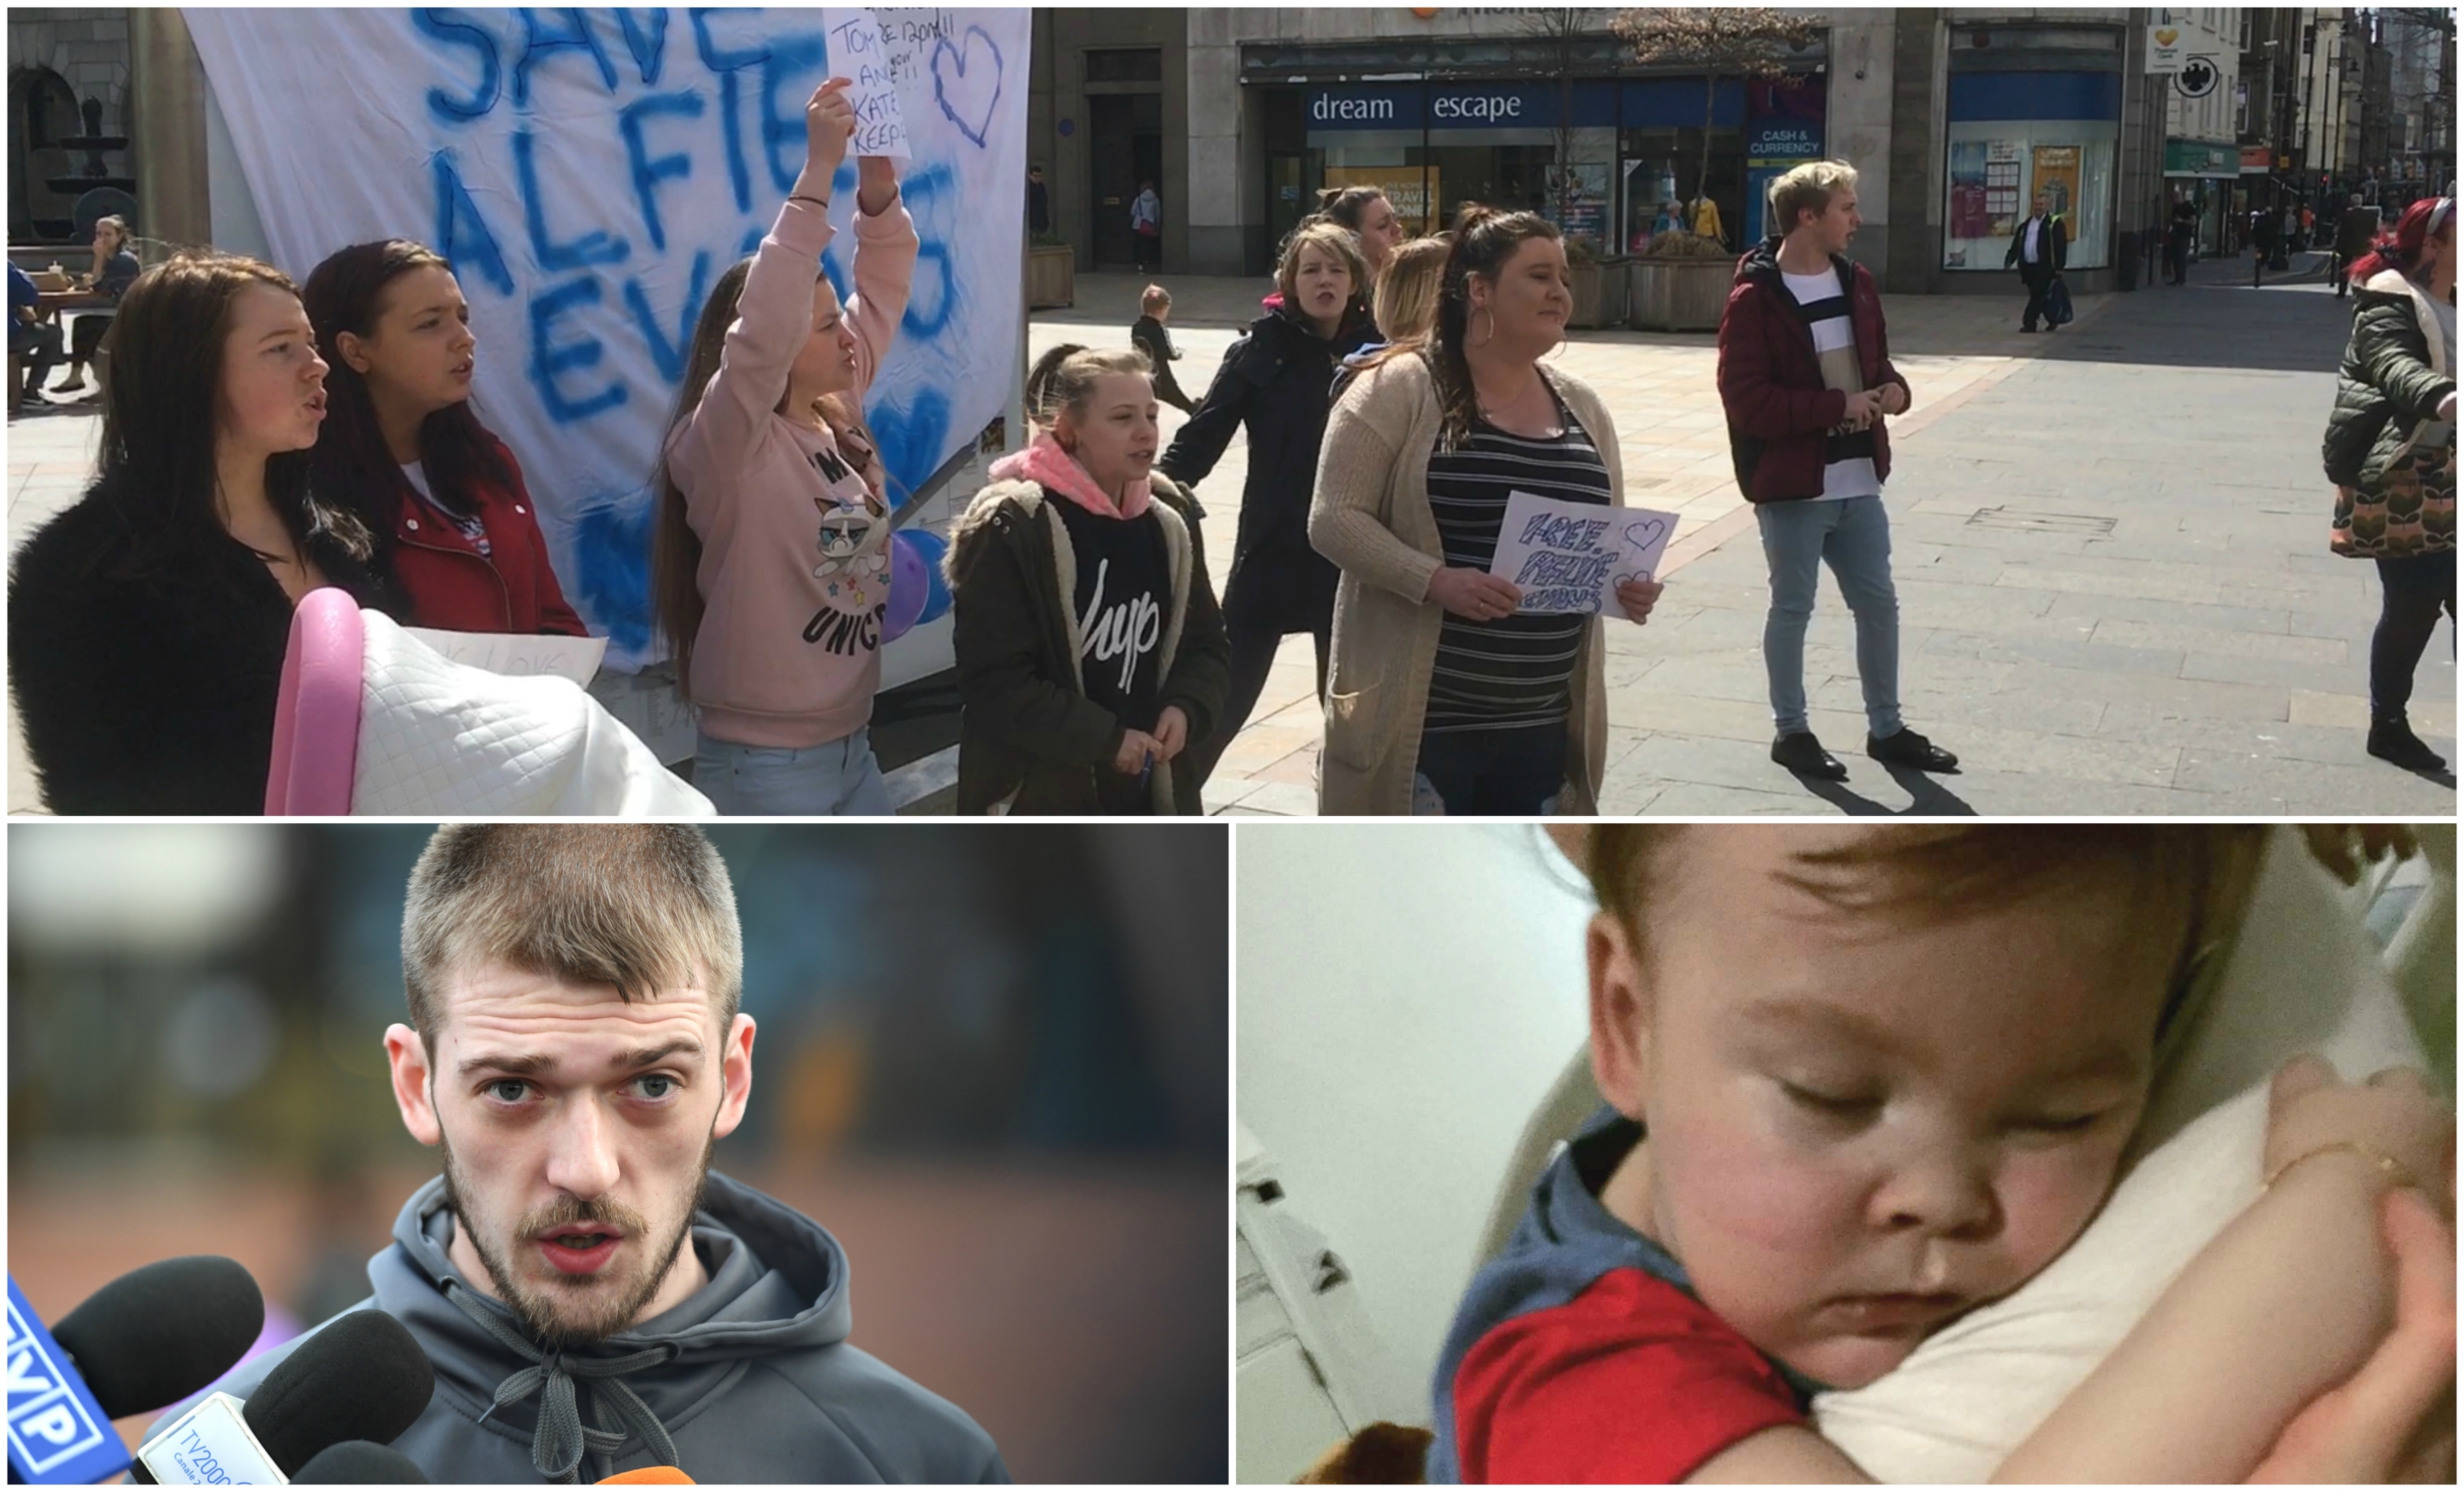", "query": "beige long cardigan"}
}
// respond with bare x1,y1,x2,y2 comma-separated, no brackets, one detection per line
1307,352,1619,816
